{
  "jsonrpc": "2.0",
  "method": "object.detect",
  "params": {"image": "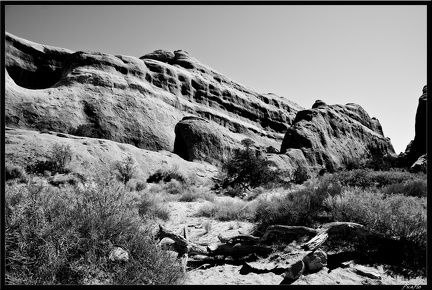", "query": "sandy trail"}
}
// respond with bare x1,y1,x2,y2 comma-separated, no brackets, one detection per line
161,198,426,285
